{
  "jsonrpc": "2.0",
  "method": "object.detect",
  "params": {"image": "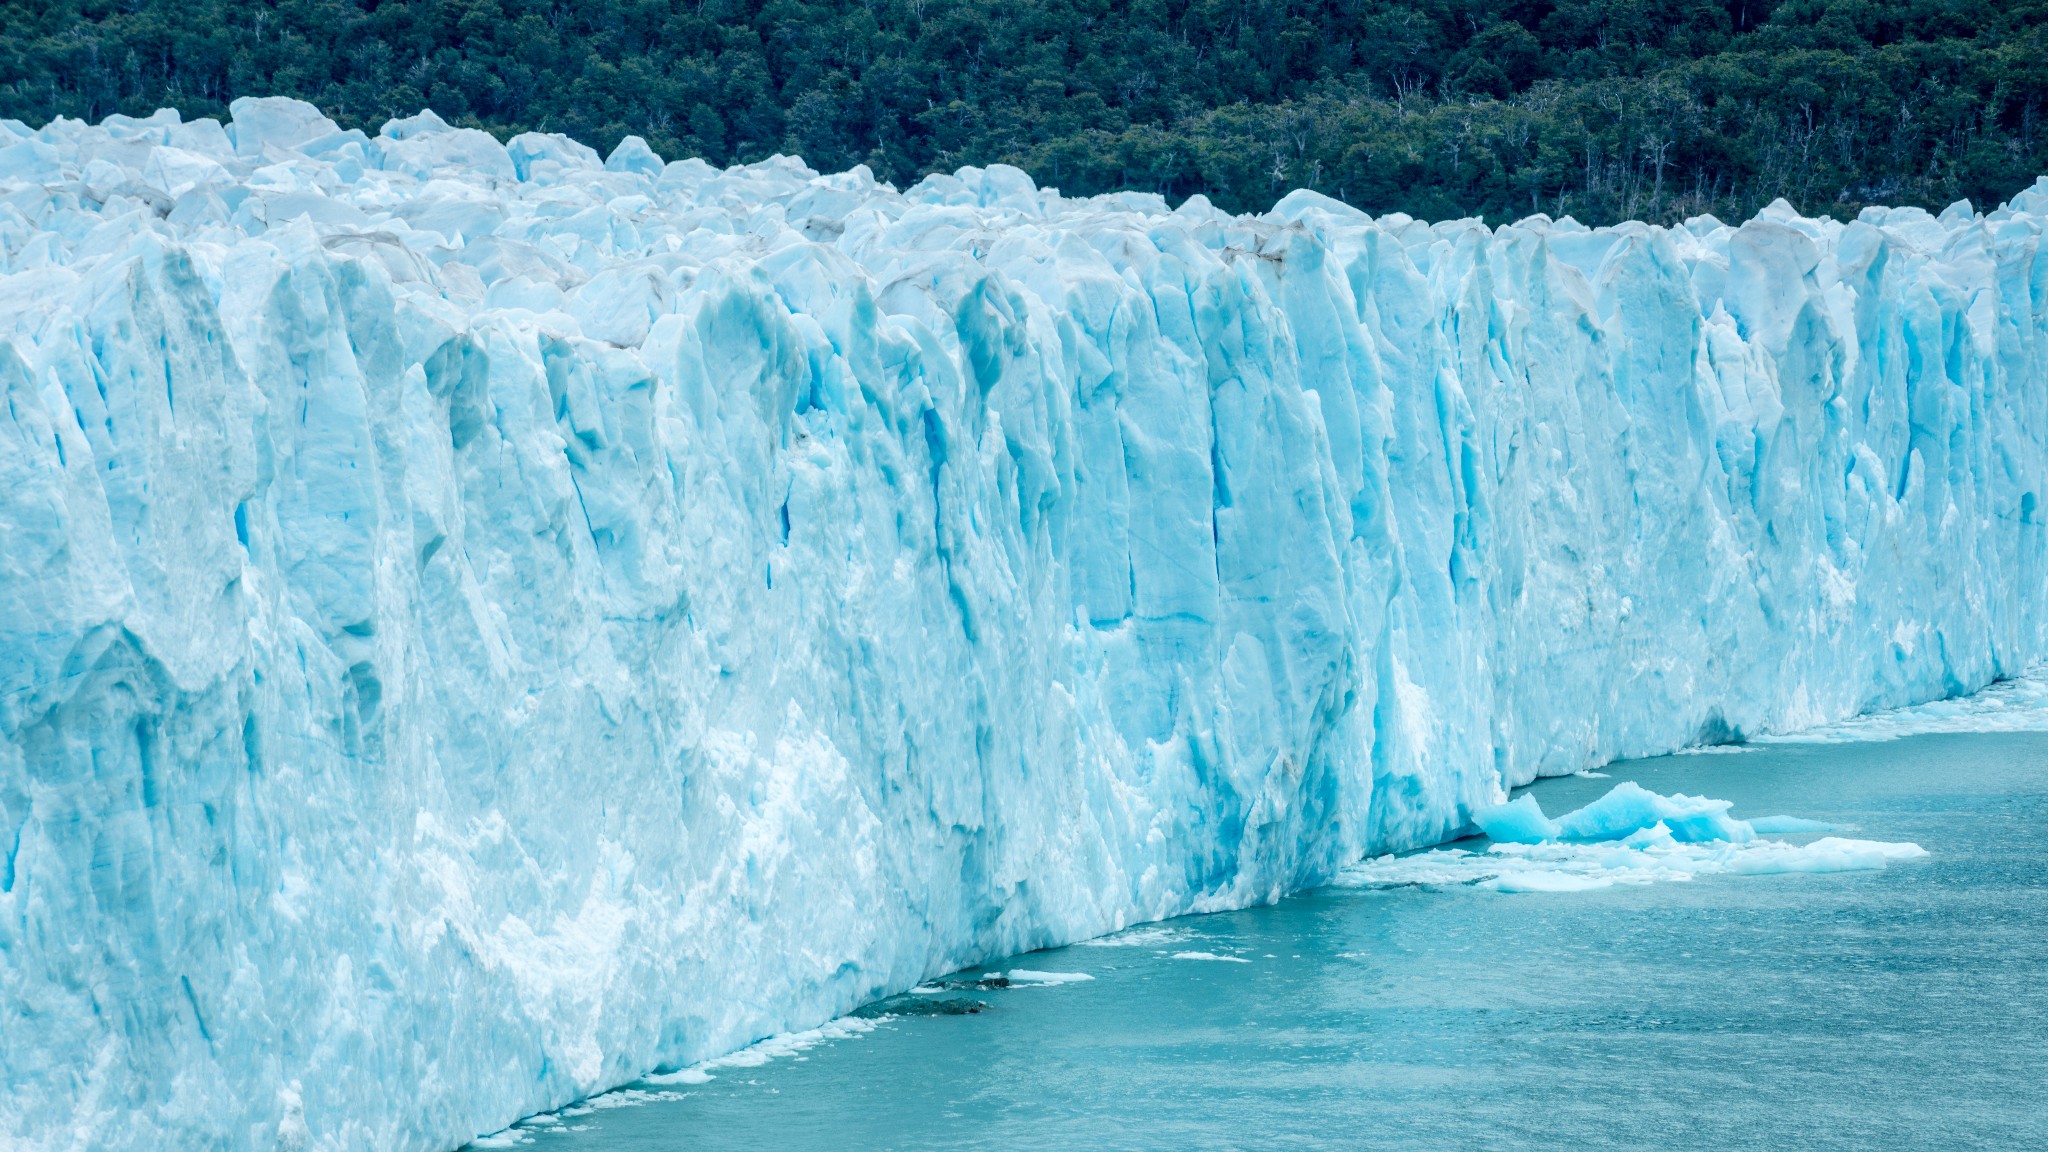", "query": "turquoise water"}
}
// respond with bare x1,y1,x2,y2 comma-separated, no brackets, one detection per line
522,732,2048,1150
